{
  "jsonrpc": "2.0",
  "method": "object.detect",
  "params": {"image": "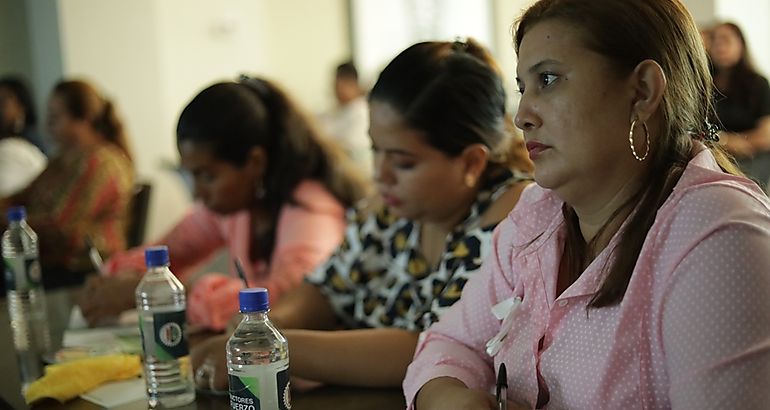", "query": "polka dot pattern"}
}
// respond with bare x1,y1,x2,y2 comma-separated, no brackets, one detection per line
404,150,770,409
